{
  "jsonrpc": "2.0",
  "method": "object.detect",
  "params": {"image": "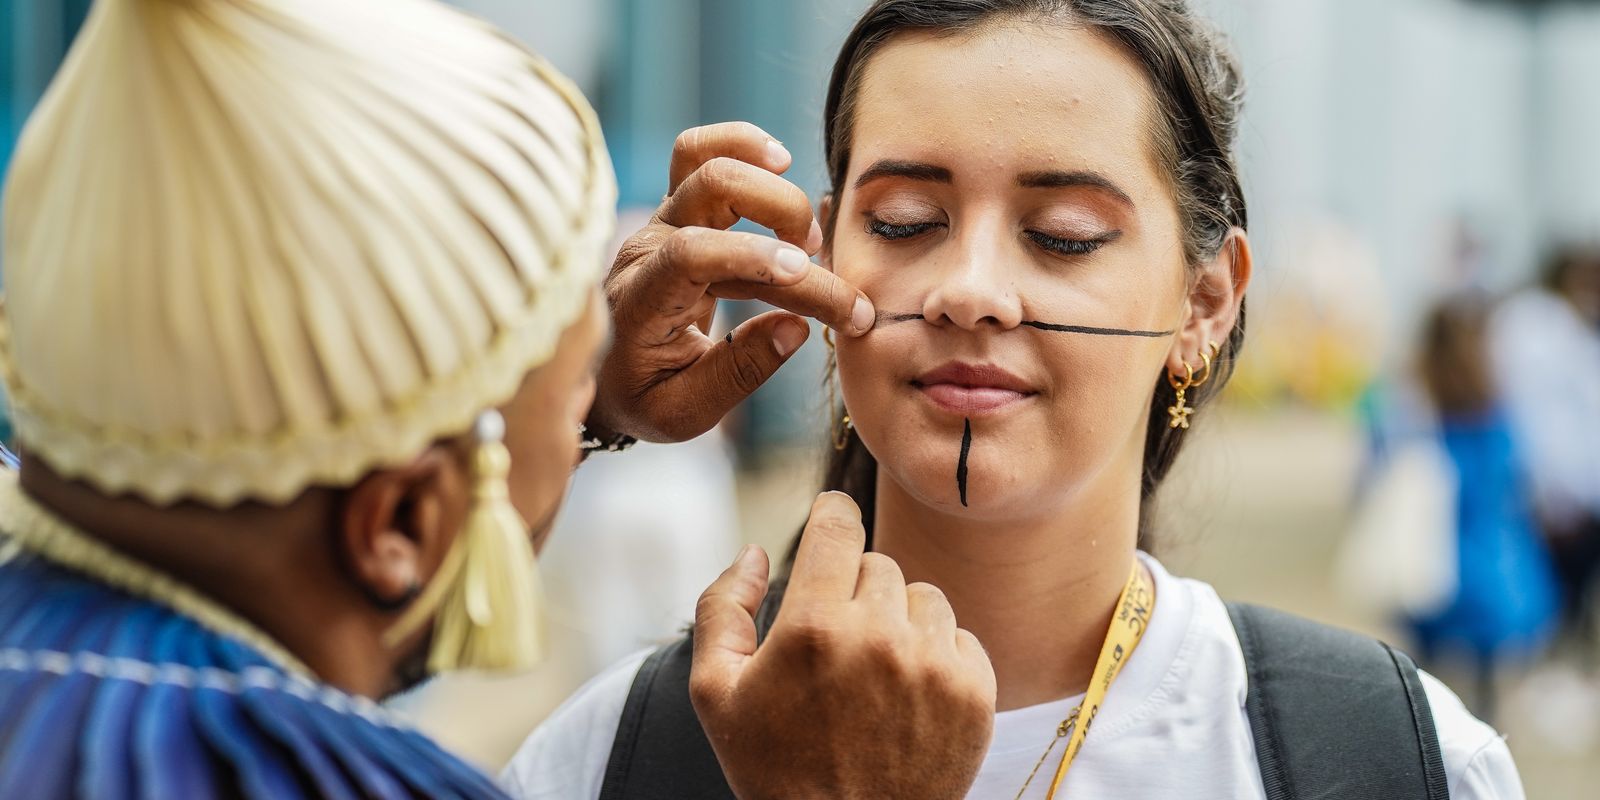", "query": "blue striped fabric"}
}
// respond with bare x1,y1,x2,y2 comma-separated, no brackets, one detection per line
0,551,511,799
